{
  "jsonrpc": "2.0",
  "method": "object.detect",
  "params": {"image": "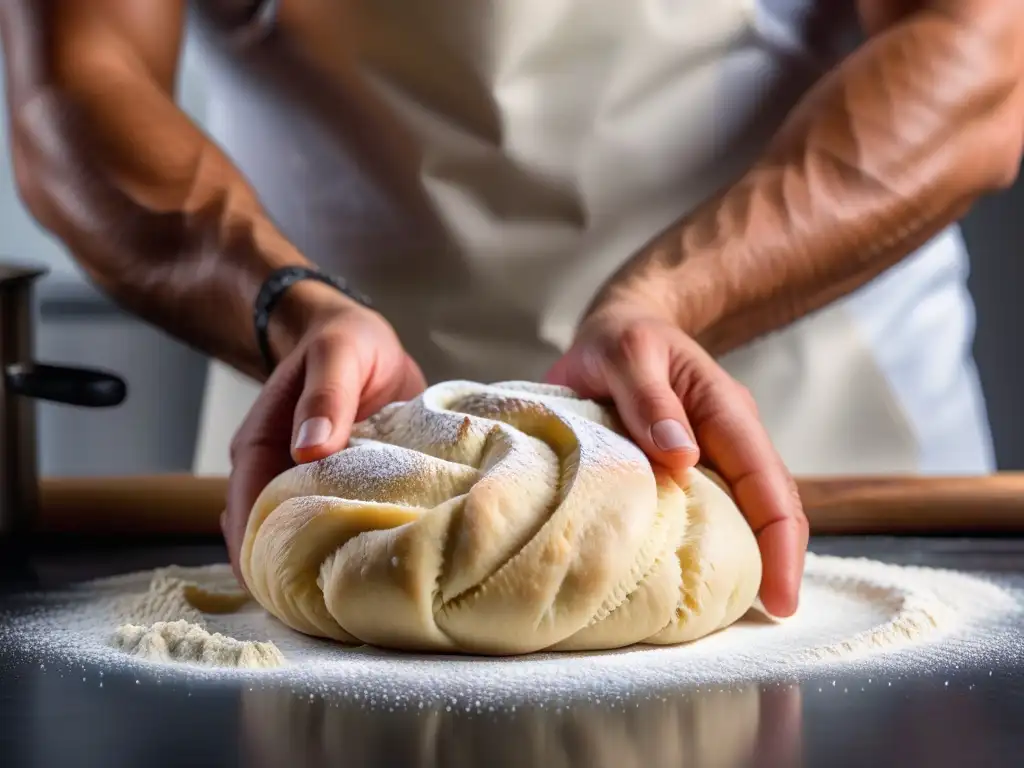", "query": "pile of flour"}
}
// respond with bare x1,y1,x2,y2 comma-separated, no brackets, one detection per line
2,553,1019,706
109,567,283,669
